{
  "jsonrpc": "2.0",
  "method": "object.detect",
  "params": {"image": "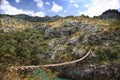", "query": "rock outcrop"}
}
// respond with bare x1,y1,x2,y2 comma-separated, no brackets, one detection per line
100,9,120,19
